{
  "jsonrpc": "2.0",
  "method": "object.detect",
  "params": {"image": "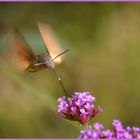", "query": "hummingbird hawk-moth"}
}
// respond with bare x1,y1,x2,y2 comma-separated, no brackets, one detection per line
8,22,69,95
